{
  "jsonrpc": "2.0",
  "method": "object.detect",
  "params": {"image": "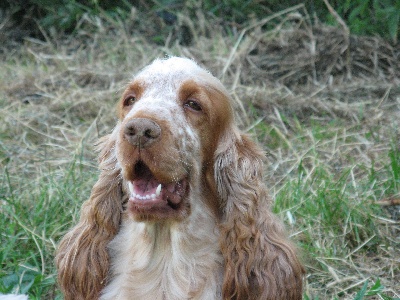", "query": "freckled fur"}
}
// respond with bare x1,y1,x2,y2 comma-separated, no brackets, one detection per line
56,57,304,300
